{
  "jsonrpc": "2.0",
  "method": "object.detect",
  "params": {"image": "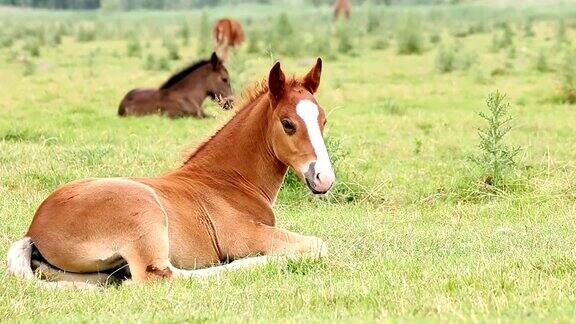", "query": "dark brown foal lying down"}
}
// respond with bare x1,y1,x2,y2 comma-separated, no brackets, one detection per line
7,58,336,287
118,52,233,119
